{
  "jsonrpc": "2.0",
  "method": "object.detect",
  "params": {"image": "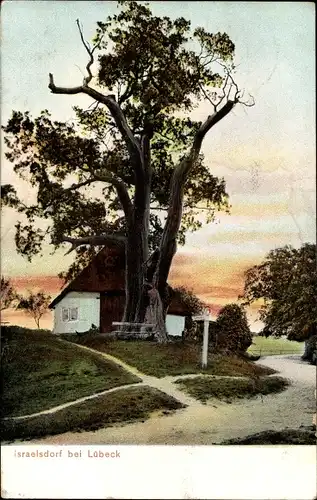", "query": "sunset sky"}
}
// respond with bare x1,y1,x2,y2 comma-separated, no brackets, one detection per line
1,1,315,331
